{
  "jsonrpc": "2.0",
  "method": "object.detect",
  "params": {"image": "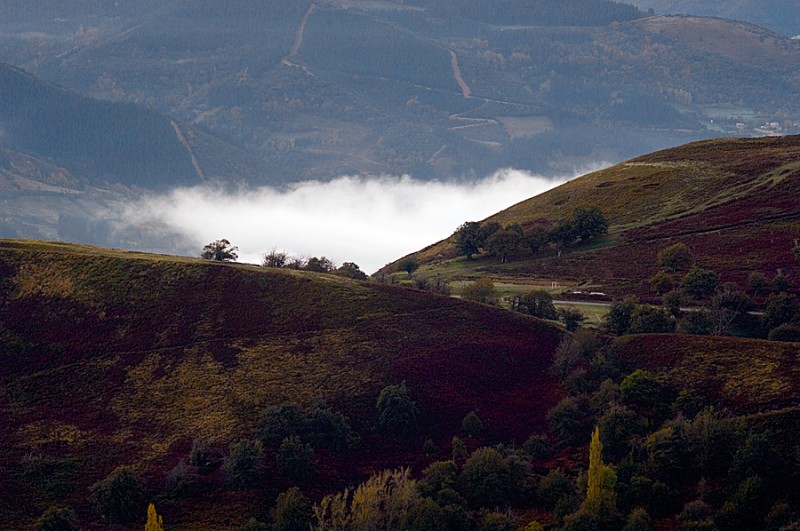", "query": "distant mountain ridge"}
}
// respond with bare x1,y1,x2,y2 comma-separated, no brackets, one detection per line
2,0,799,184
627,0,800,36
